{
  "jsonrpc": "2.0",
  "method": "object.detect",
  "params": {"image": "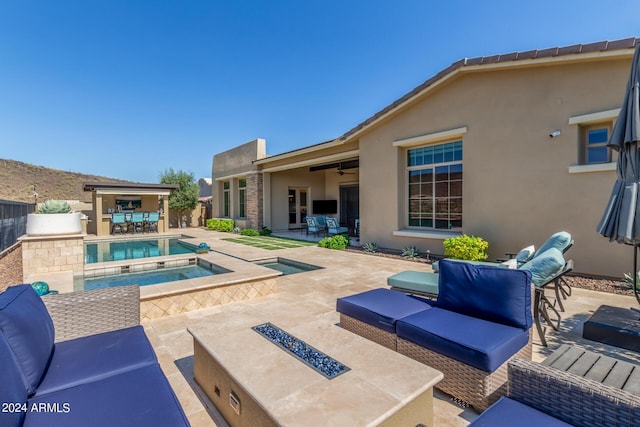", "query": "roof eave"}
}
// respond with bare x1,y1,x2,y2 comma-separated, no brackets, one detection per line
338,39,638,144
